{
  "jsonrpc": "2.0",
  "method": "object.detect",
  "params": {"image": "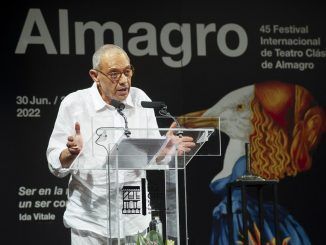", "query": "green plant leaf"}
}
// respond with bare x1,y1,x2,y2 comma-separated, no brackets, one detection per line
146,230,164,244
